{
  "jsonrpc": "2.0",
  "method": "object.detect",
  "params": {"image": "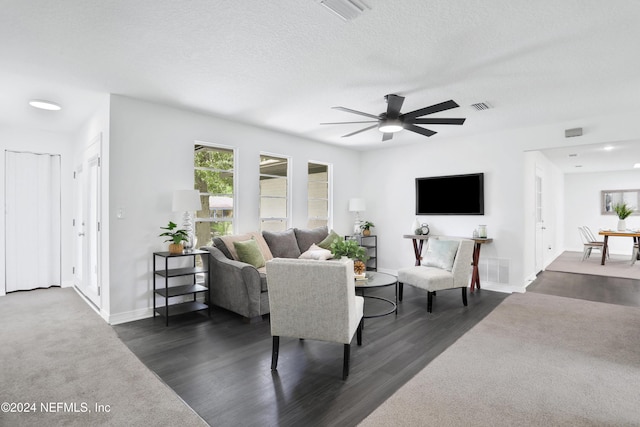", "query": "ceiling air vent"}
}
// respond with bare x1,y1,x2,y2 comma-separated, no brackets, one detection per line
471,102,491,111
318,0,366,21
